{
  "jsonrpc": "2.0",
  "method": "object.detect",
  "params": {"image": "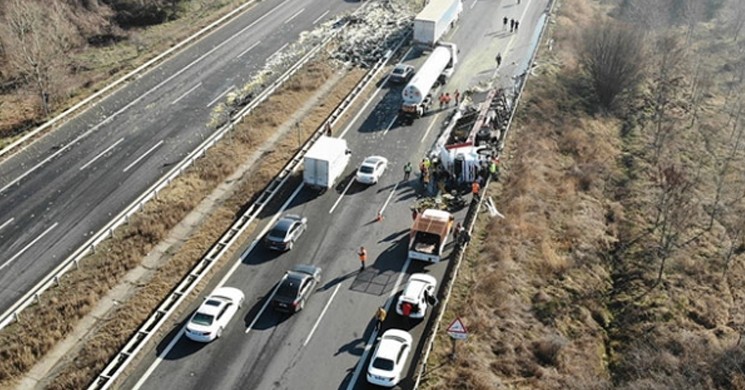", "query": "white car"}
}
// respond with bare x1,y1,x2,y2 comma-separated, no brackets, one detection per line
396,273,437,319
185,287,244,342
367,329,413,387
356,156,388,184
